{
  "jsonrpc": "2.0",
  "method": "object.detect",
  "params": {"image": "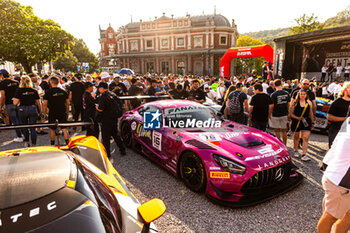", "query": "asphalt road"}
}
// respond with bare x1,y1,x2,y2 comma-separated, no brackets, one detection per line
0,128,328,233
